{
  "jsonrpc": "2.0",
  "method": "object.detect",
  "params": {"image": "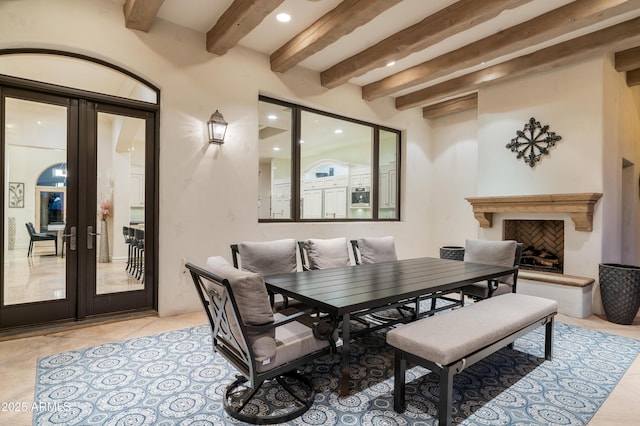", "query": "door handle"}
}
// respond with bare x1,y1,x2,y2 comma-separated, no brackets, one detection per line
62,226,77,251
87,225,100,250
